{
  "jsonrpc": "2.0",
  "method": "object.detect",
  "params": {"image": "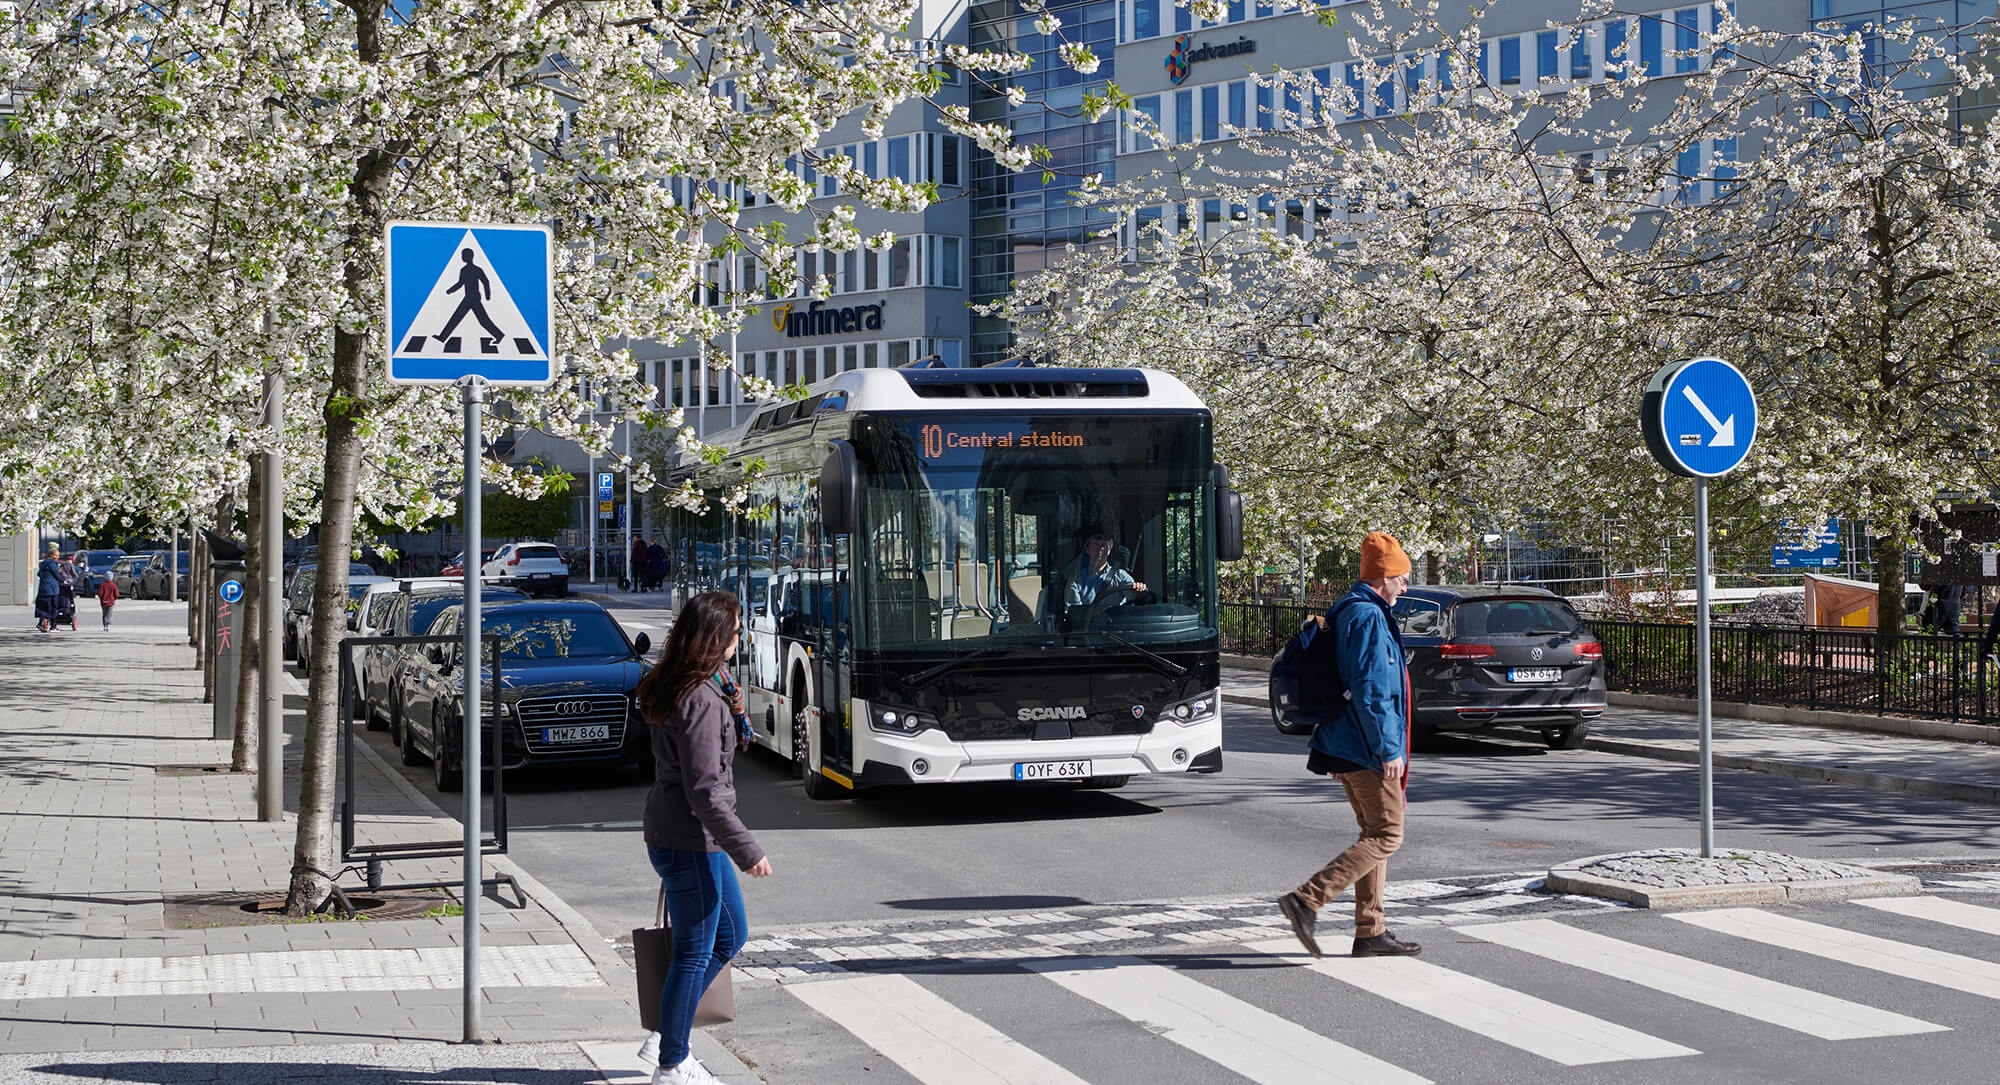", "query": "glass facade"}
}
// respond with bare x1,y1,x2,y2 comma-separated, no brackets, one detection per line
969,0,1120,365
